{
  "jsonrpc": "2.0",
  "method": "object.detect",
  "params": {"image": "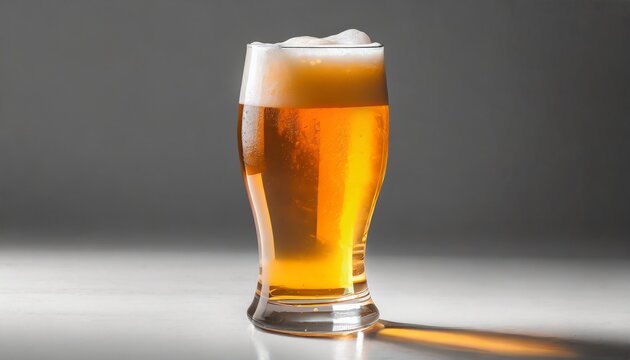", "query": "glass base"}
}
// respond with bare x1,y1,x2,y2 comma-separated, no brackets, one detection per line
247,291,379,336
